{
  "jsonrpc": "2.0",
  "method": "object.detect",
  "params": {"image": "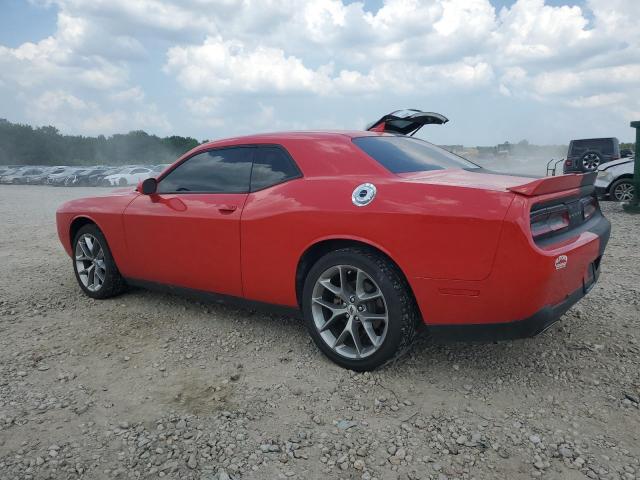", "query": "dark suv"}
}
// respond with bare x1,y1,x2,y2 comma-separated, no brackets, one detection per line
563,137,620,173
